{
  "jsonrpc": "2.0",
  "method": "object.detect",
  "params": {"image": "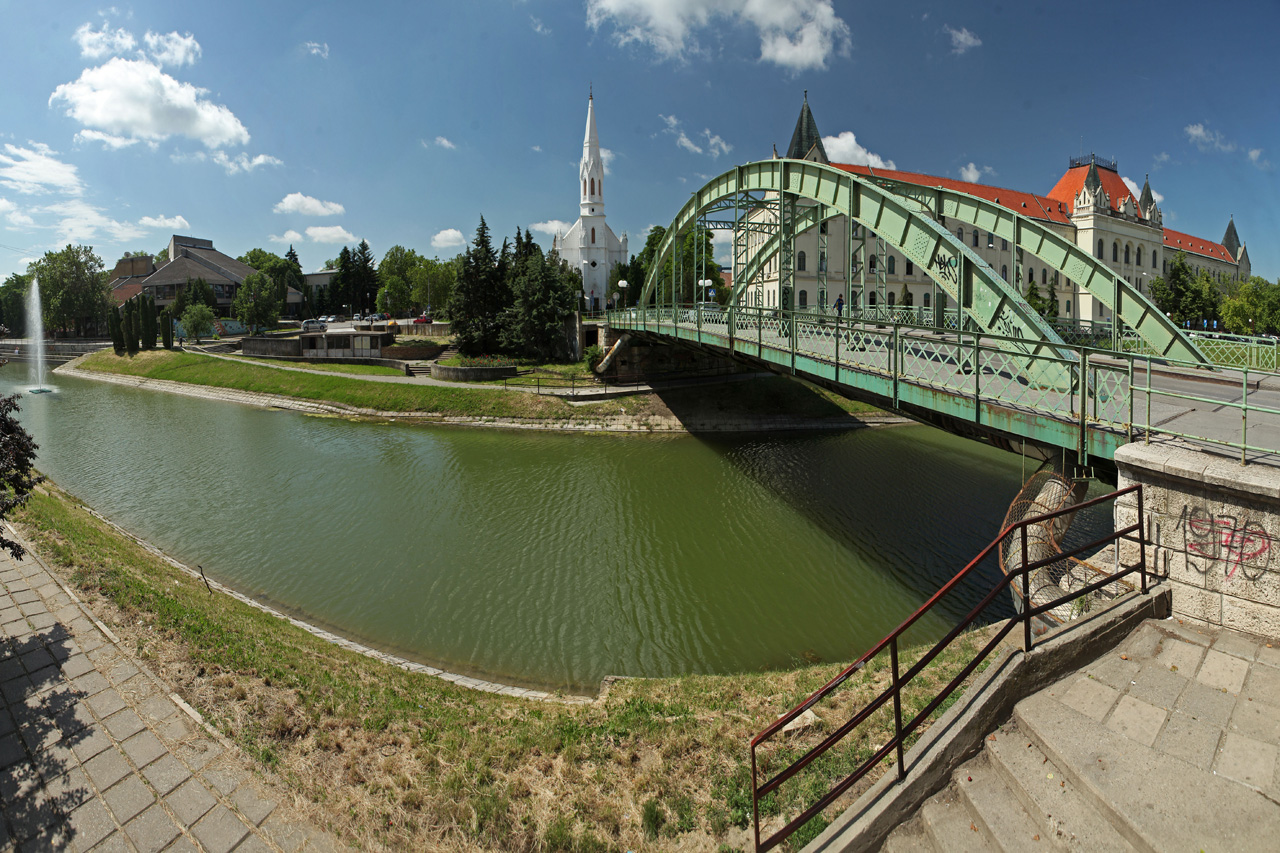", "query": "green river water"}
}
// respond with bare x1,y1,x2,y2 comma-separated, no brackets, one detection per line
8,370,1028,694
